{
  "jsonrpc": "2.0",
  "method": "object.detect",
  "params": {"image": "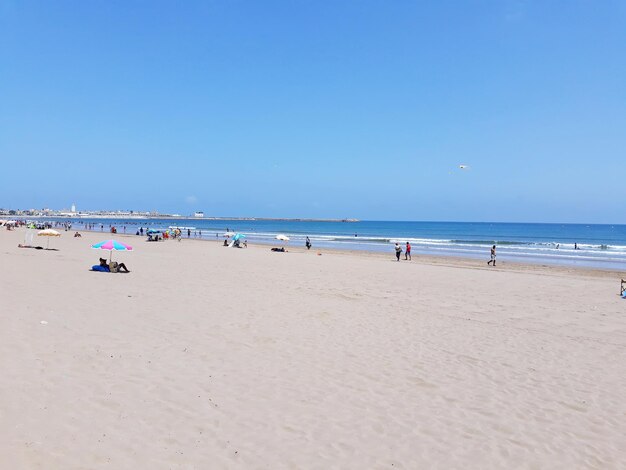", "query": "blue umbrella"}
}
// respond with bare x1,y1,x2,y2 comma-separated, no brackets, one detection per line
233,233,245,242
